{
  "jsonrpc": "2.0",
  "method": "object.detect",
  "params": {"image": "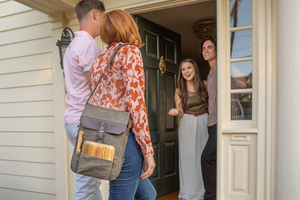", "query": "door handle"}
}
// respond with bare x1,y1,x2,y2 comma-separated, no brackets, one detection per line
159,56,166,76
